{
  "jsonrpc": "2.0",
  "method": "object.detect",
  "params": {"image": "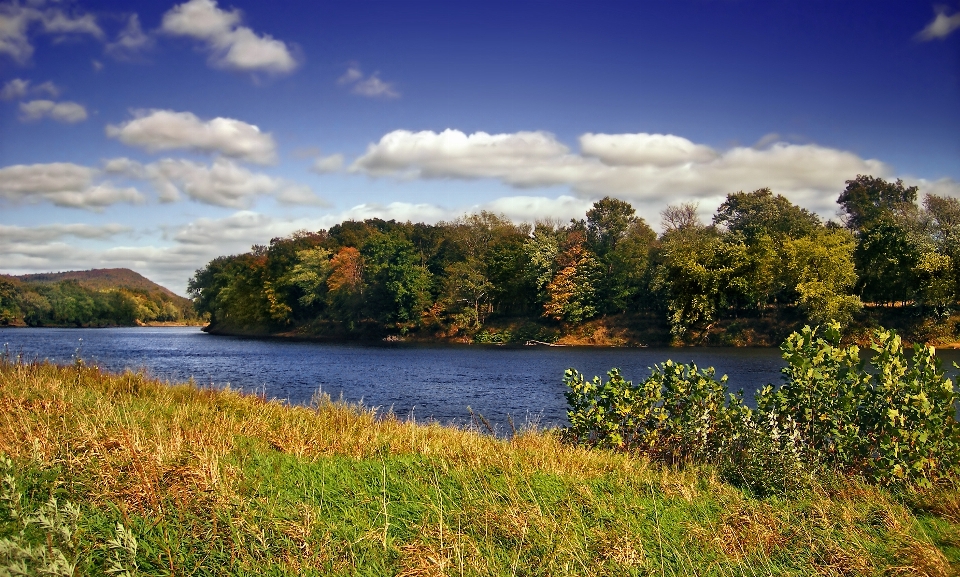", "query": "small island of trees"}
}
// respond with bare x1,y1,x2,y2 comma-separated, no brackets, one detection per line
188,175,960,345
